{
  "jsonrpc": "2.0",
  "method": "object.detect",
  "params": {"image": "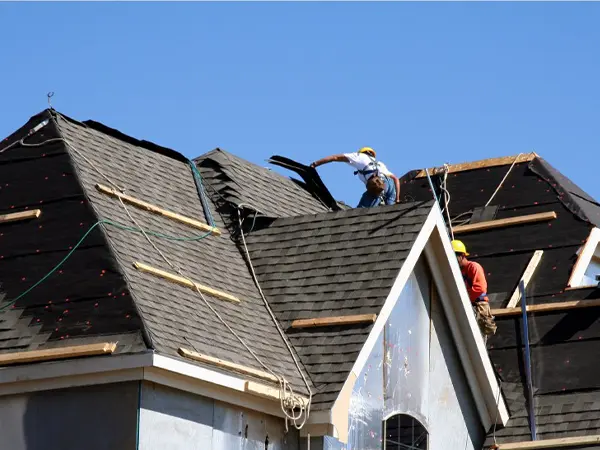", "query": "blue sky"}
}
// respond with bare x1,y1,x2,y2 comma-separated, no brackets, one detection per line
2,2,599,206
